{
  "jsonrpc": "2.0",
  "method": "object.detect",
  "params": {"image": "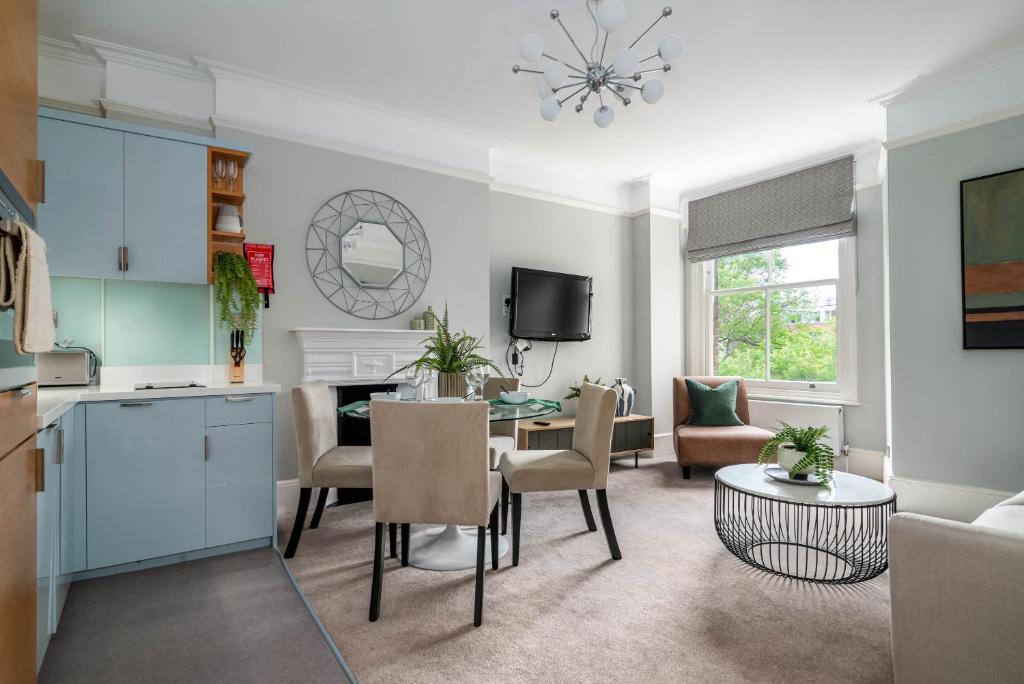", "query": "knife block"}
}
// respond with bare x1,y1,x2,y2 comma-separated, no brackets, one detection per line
229,359,245,383
228,329,246,384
